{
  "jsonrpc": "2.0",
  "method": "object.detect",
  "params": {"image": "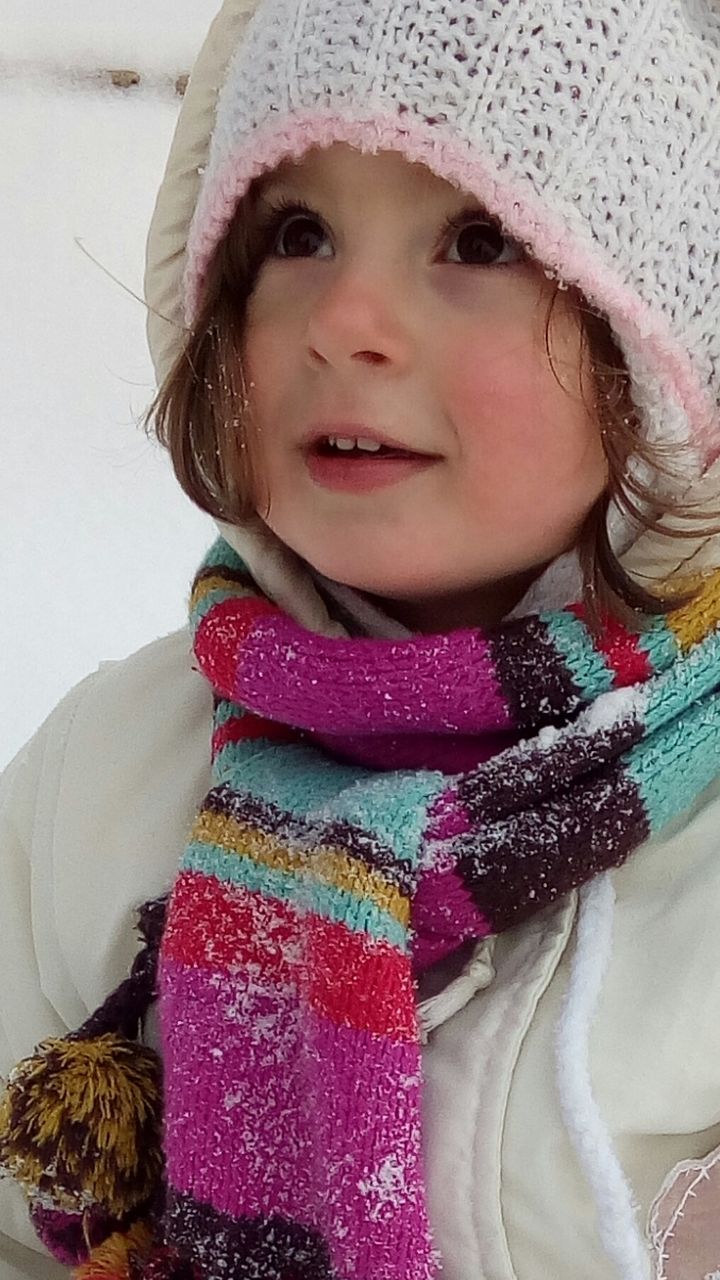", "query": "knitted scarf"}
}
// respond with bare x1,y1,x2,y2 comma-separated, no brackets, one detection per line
4,537,720,1280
